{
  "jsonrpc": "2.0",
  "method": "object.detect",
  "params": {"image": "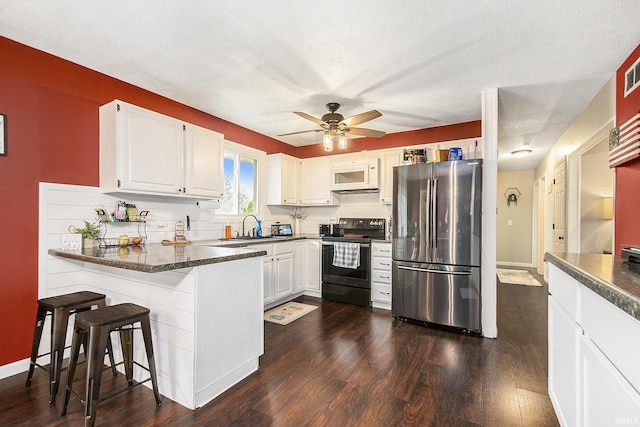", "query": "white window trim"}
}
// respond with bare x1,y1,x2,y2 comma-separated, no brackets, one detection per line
624,56,640,97
217,140,266,219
